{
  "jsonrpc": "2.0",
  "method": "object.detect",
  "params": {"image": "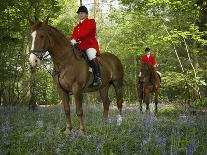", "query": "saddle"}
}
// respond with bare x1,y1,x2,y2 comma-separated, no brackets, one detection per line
73,47,102,90
81,52,93,68
73,48,100,67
